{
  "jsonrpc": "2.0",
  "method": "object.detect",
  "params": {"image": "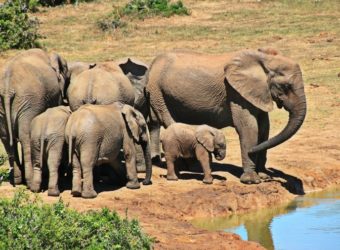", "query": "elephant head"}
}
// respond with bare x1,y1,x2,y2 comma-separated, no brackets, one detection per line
195,125,226,161
225,49,307,153
50,53,70,100
121,104,152,185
